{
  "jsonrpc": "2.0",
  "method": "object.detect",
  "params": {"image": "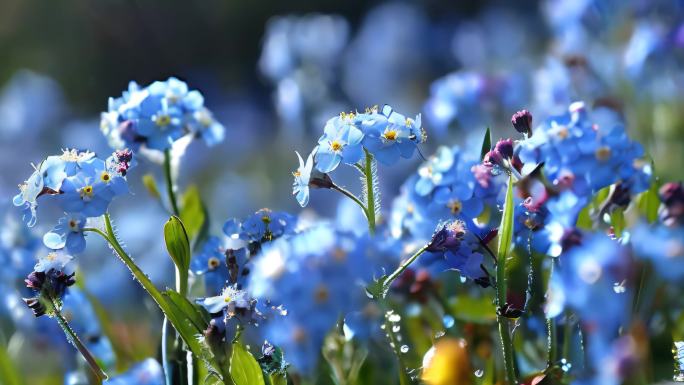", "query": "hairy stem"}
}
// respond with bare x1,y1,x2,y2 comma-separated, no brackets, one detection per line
363,150,377,234
331,183,368,220
51,299,108,383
